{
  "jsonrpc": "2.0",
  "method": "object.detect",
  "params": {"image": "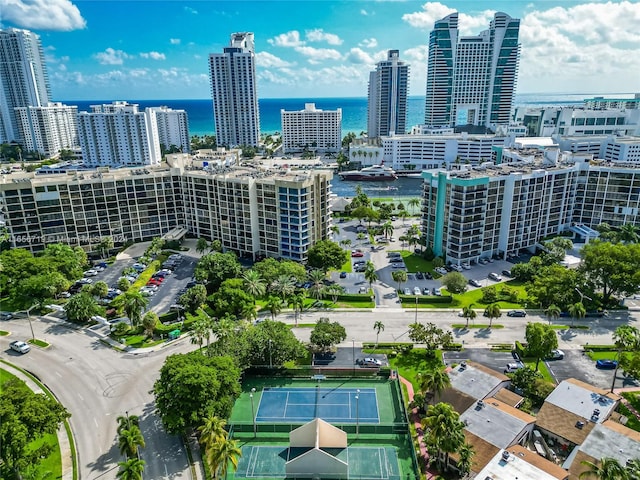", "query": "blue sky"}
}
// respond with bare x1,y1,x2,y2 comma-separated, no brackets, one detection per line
1,0,639,100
